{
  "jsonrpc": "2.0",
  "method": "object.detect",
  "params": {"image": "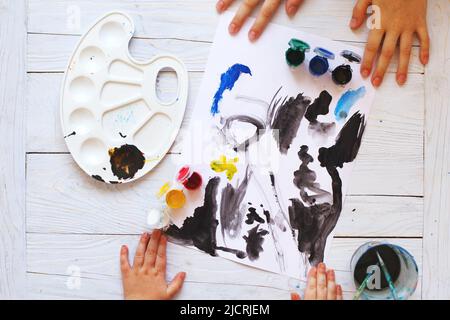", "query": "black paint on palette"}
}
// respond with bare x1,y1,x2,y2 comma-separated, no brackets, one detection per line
109,144,145,180
354,244,401,290
243,224,269,261
289,112,366,266
91,175,105,183
166,177,246,259
270,93,311,154
64,131,76,139
220,167,252,240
